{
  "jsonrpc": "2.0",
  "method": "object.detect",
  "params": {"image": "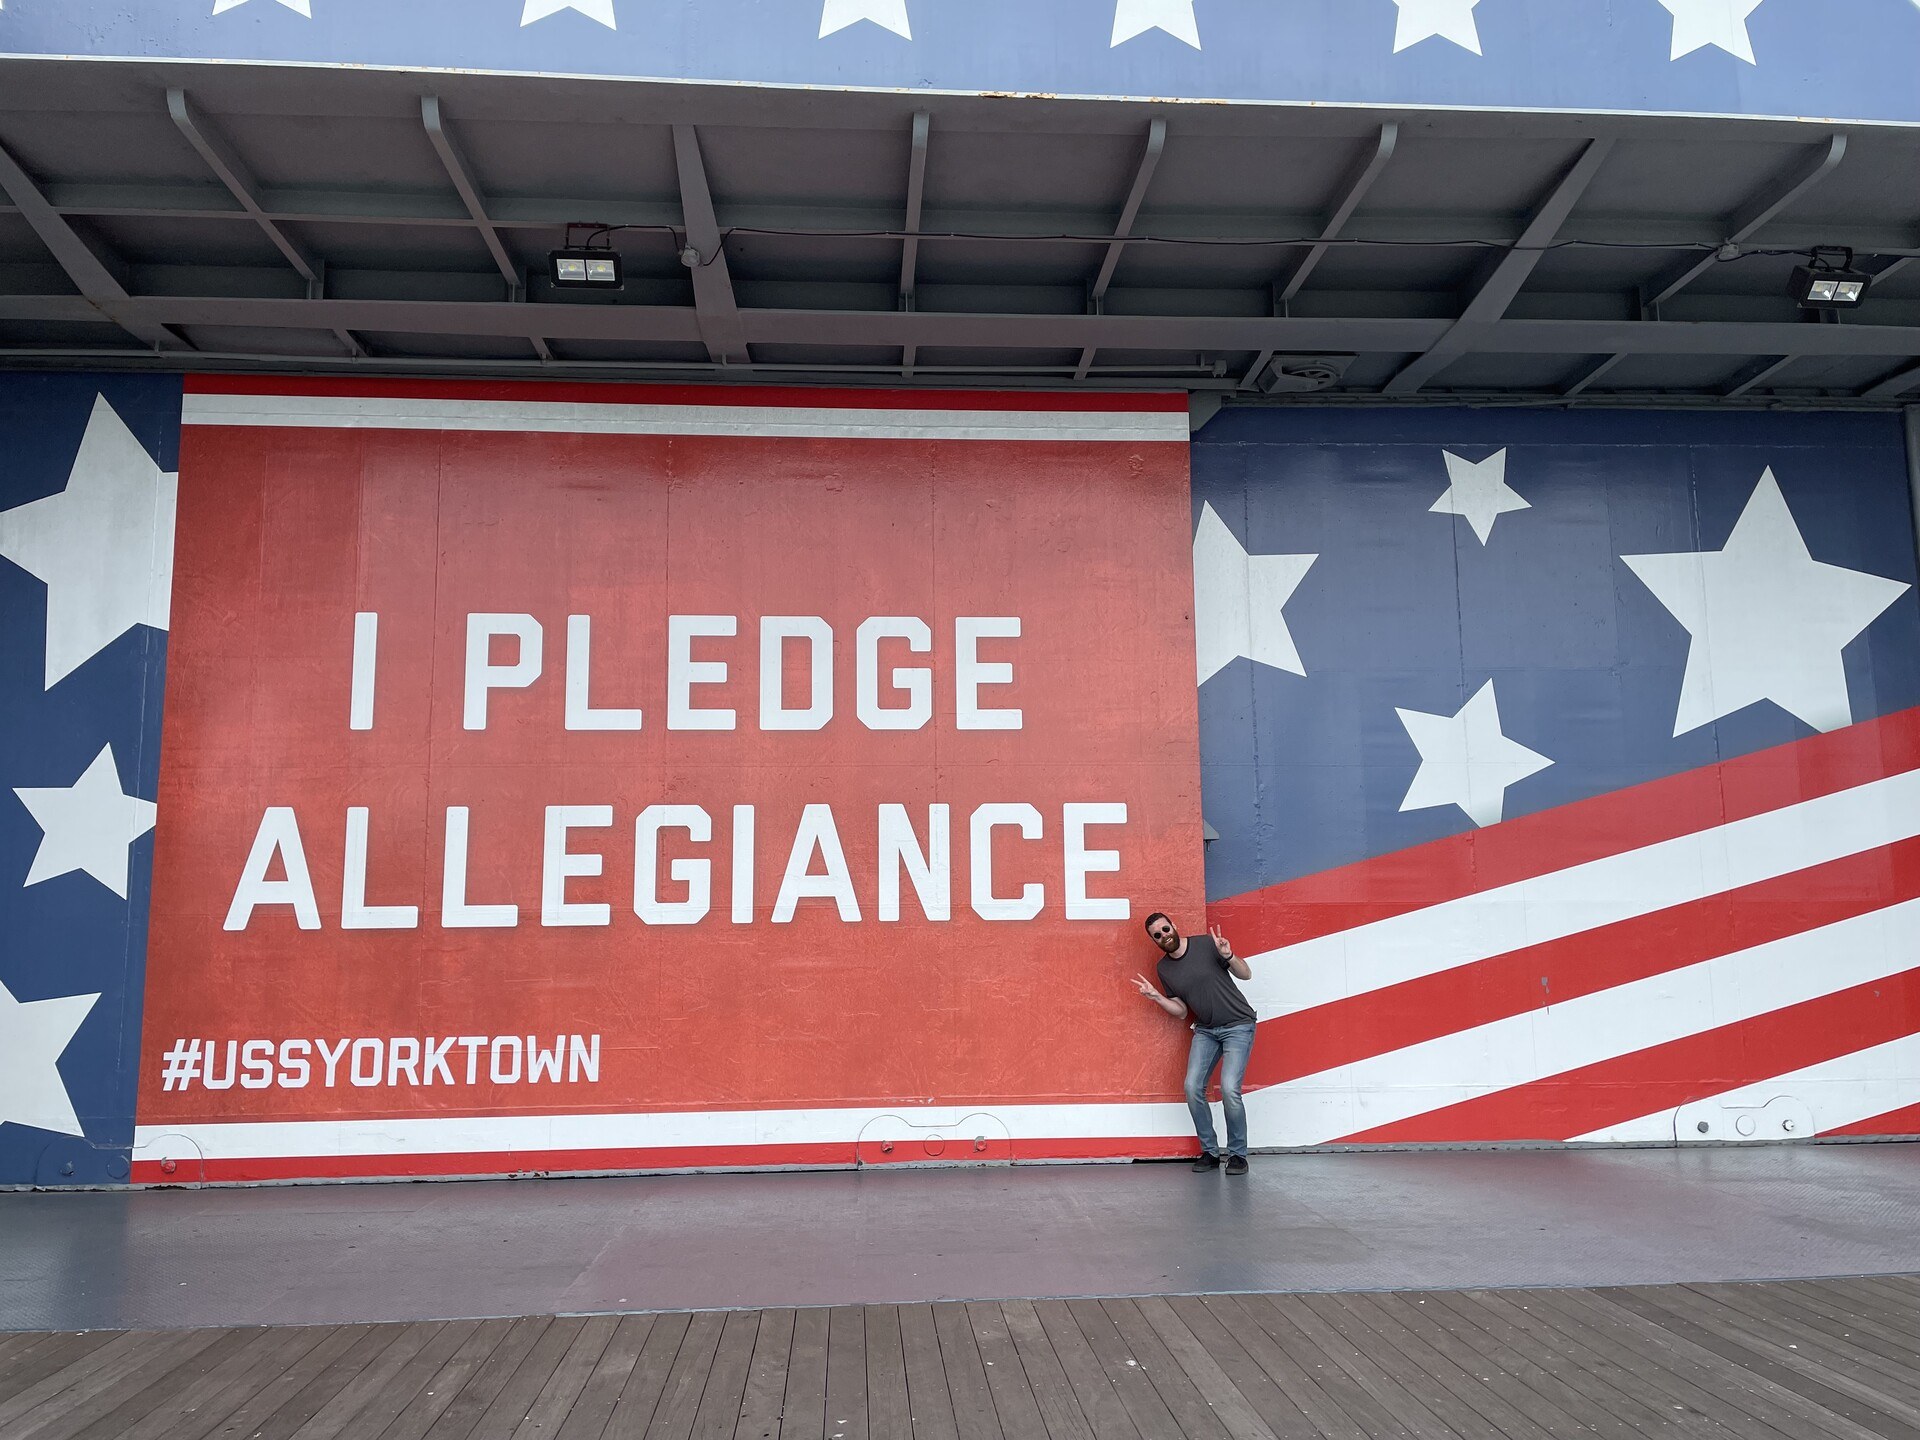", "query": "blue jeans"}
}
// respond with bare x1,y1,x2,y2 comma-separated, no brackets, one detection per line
1184,1022,1255,1159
